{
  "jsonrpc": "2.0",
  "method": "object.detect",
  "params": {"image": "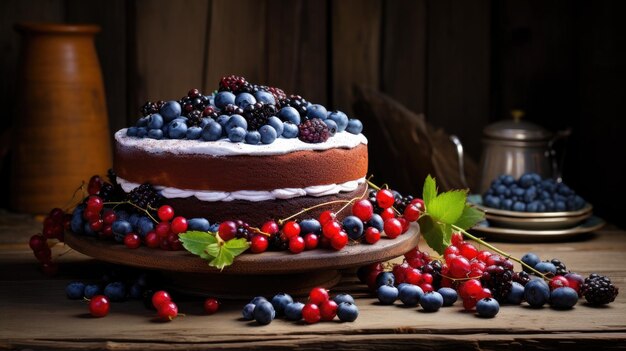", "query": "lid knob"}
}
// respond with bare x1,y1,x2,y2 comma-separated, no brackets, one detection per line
511,109,525,122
